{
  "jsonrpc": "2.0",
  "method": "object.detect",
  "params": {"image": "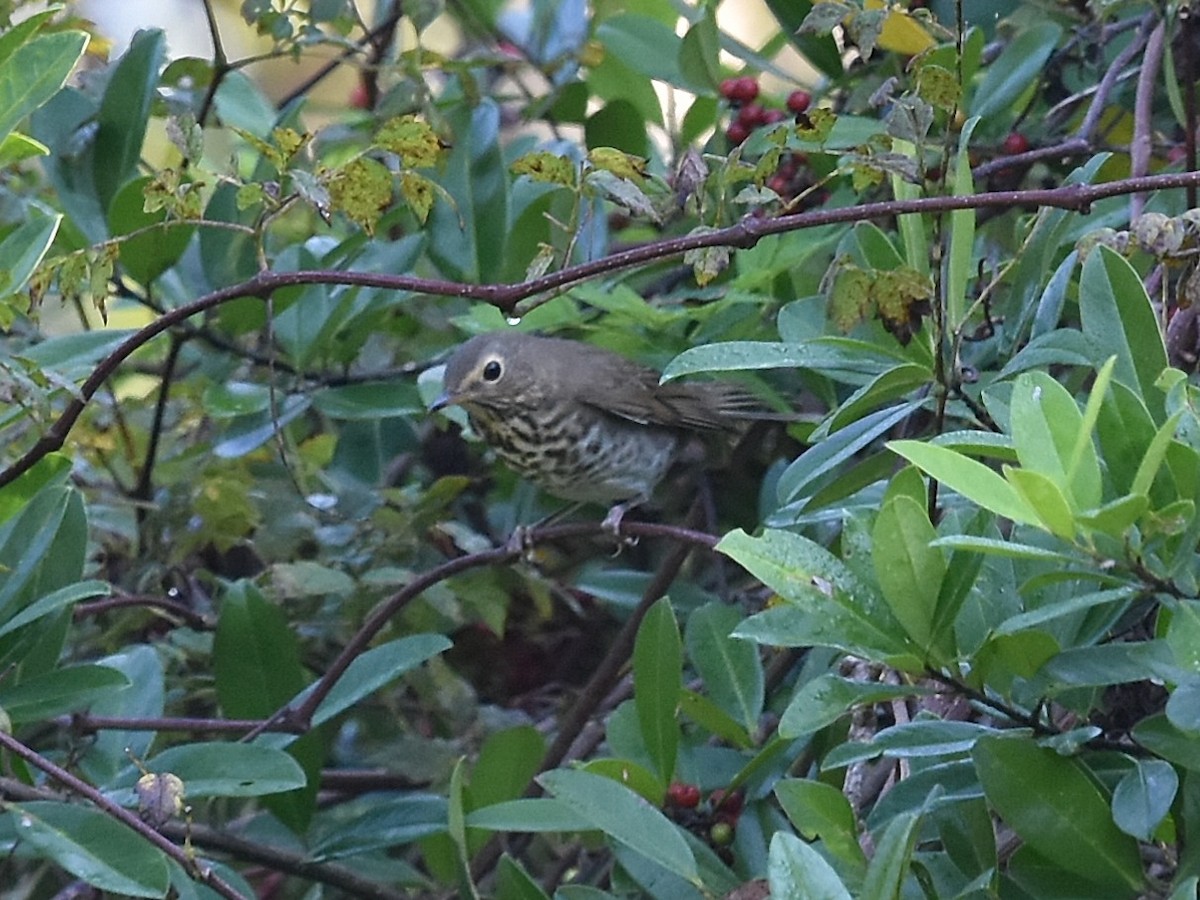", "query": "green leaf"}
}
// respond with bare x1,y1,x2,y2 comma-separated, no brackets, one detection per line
775,779,865,868
779,674,929,737
595,15,683,86
685,602,763,733
466,798,592,833
824,721,996,769
633,598,681,784
678,690,753,749
1010,371,1101,510
497,855,552,900
312,793,448,860
781,402,922,505
678,11,720,93
1112,759,1177,841
1134,715,1200,771
819,363,932,437
0,664,124,722
945,118,978,331
11,801,170,897
993,586,1138,636
767,831,853,900
0,453,70,525
0,579,108,641
721,528,916,665
93,29,166,211
307,634,451,727
971,22,1062,119
428,99,509,282
1132,409,1184,497
1080,246,1168,410
213,580,319,830
872,494,944,655
888,440,1037,525
663,339,906,382
763,0,843,77
0,213,58,294
537,768,698,883
127,743,305,799
860,812,920,900
972,734,1143,894
468,726,546,812
1004,466,1076,539
0,30,88,150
